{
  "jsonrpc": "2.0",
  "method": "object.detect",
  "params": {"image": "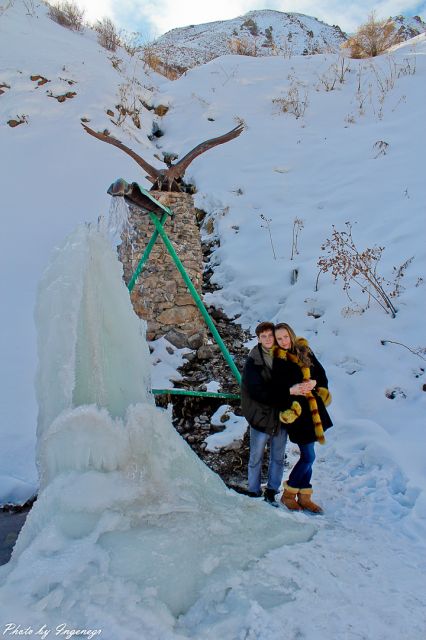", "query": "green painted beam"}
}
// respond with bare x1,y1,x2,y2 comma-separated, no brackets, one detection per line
152,388,240,399
127,210,169,292
148,211,242,385
121,183,242,386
